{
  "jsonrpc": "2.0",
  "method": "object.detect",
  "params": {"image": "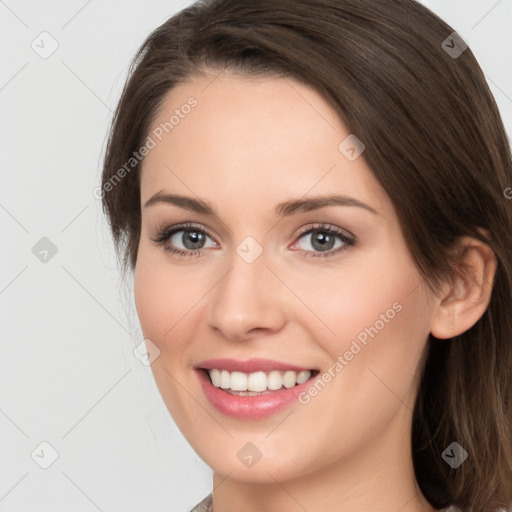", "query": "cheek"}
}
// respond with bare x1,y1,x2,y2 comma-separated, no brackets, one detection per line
134,255,166,340
133,248,204,419
291,251,421,353
133,245,214,355
134,246,180,345
302,244,430,398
